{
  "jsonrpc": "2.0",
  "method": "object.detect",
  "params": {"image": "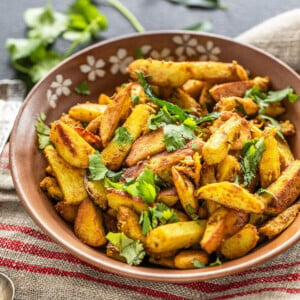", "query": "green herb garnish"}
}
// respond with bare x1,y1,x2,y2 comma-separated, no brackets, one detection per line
106,232,146,266
74,81,90,95
113,127,133,146
35,112,51,150
240,138,265,187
